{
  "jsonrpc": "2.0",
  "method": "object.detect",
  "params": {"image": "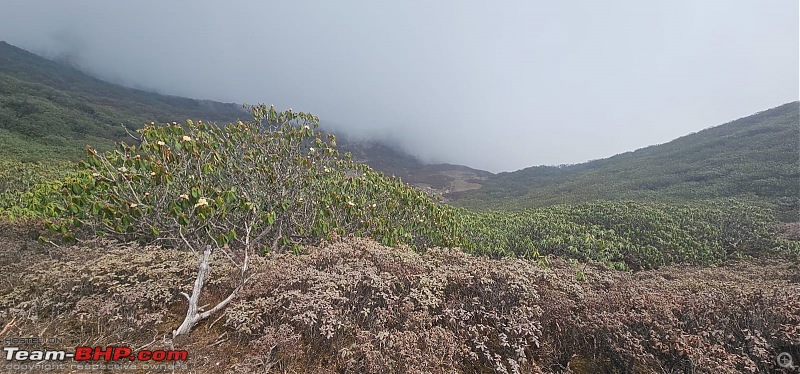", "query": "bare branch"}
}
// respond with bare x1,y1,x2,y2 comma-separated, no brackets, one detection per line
178,229,198,255
172,246,249,338
120,123,142,142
